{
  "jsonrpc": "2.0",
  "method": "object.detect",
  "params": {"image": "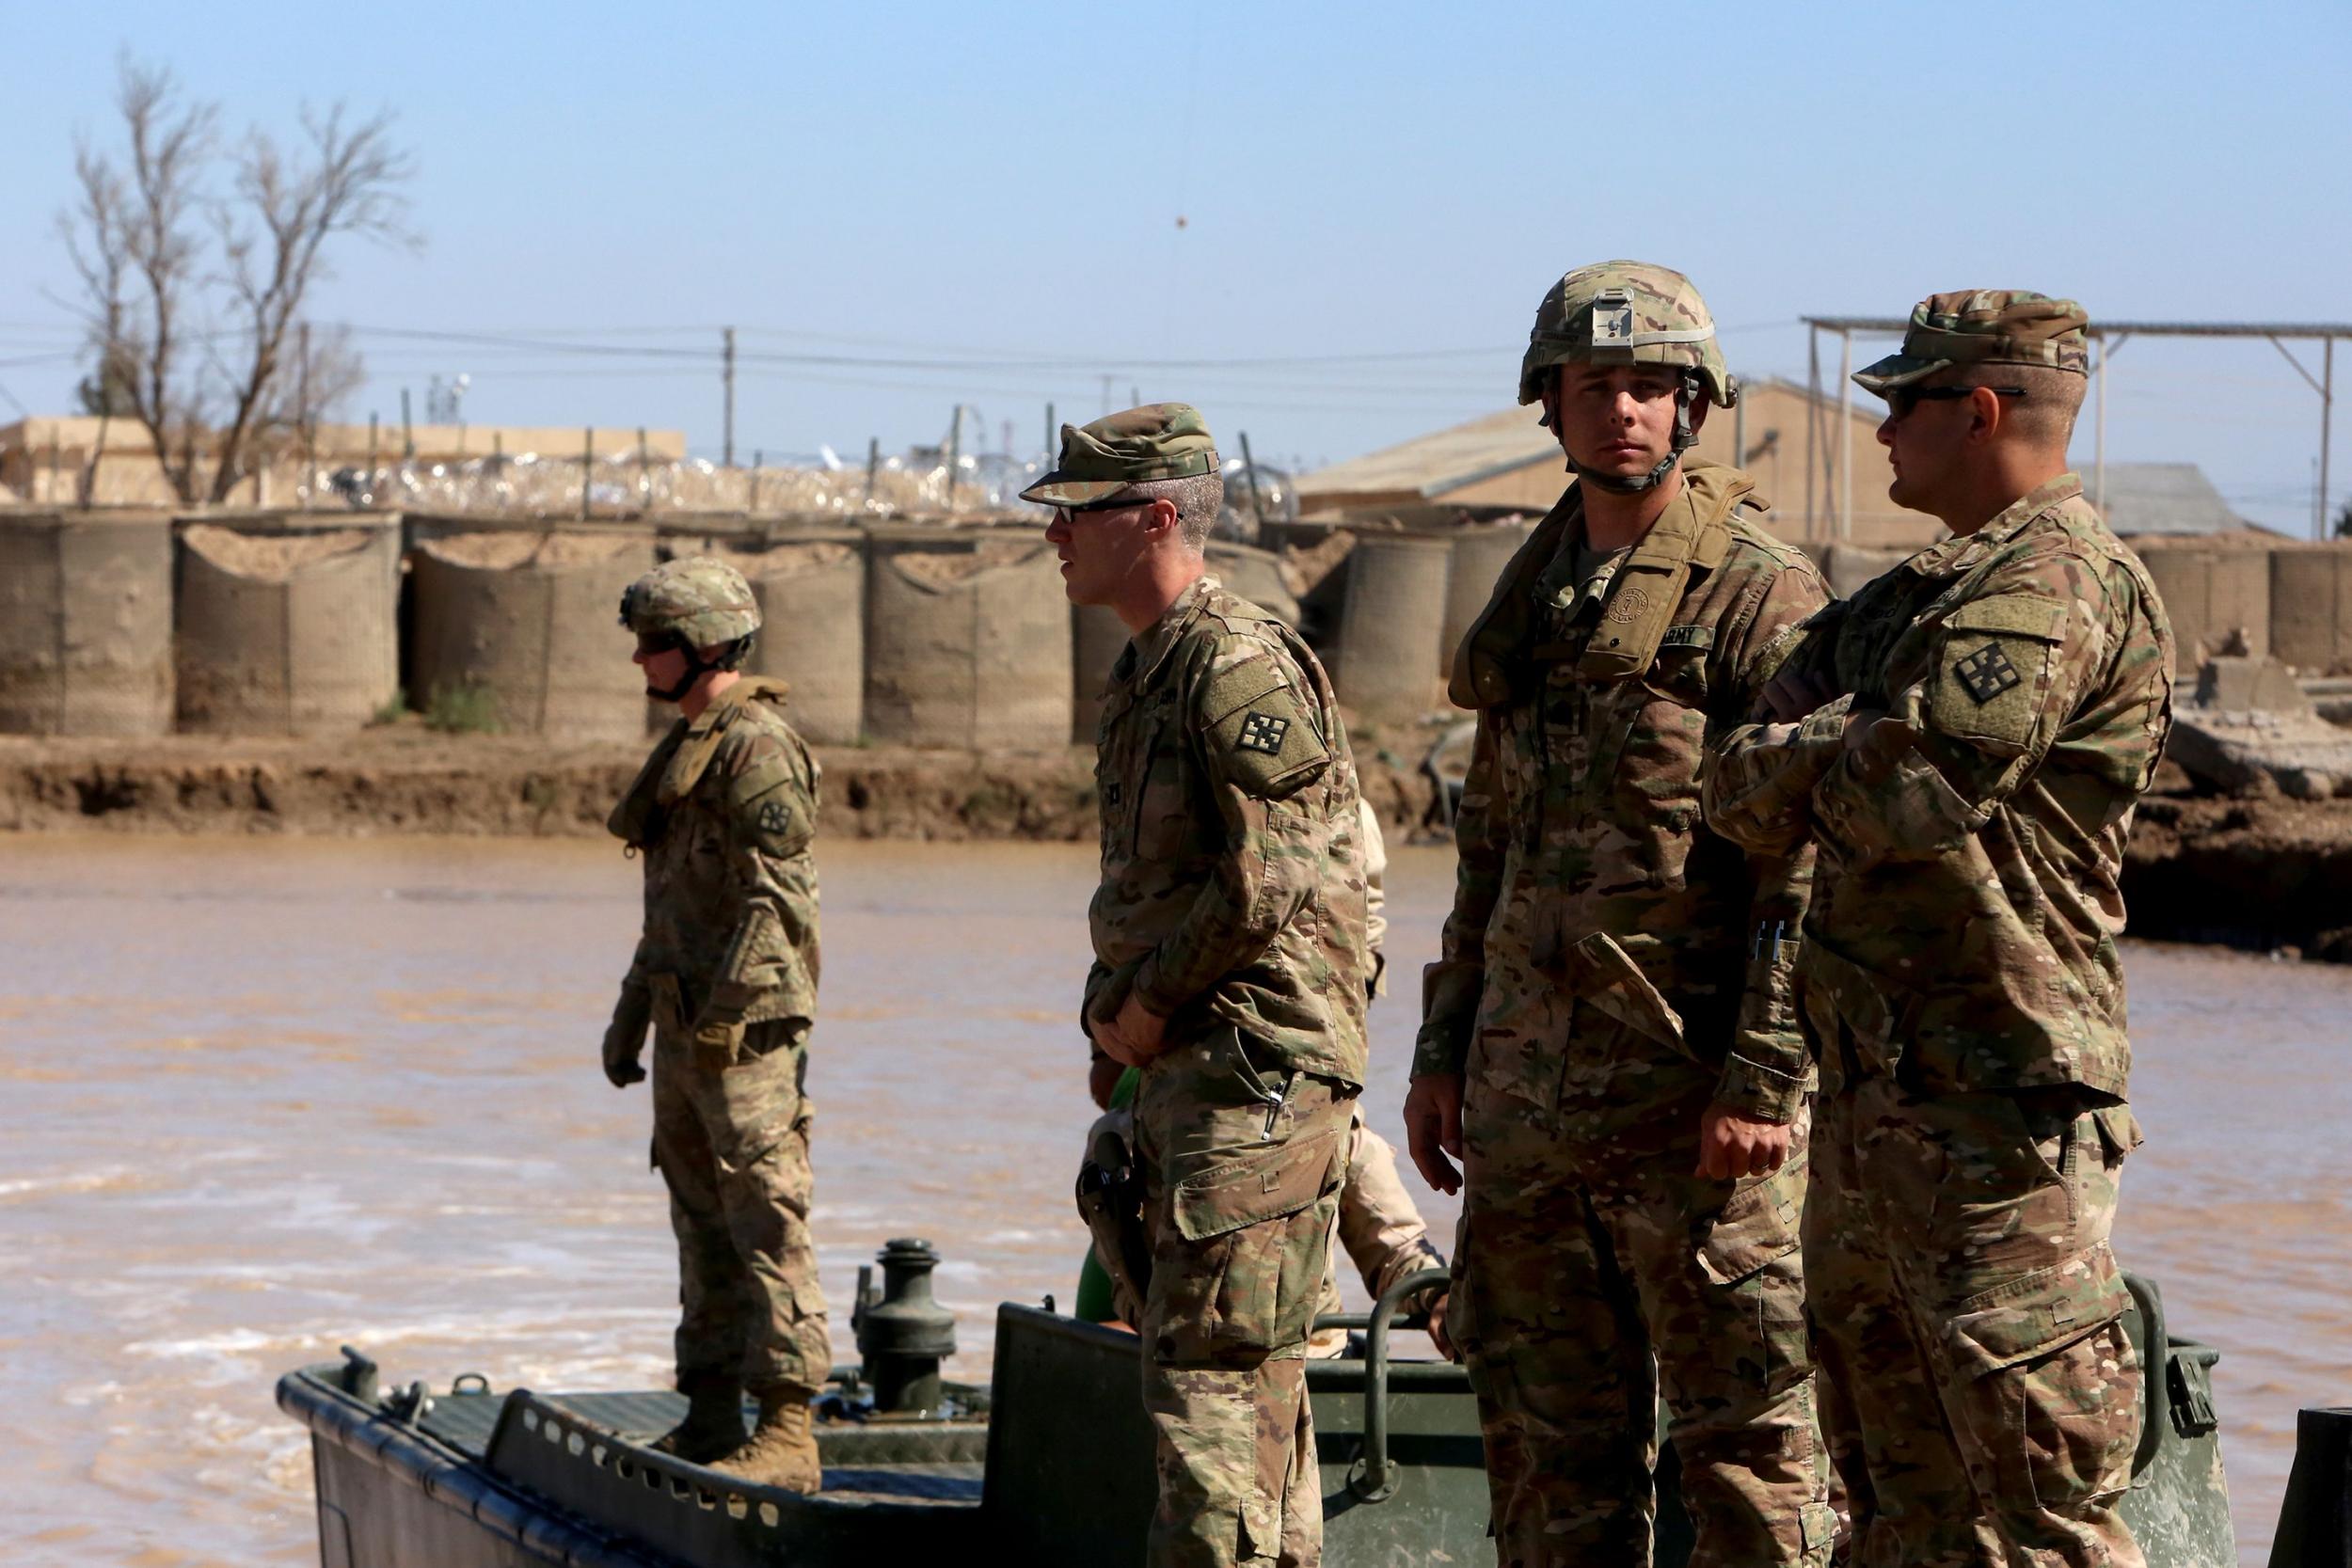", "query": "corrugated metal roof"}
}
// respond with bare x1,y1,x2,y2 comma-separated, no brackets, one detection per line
1295,406,1553,501
1295,376,1885,502
2096,463,2274,535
